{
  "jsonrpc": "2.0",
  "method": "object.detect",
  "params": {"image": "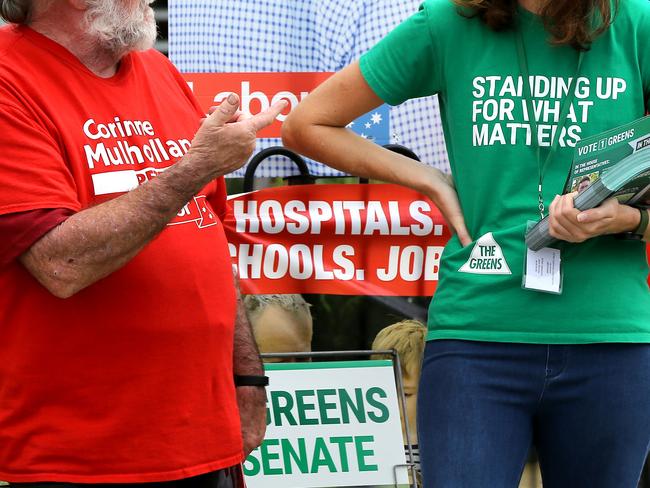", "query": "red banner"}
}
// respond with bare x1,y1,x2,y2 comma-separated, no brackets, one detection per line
184,72,332,138
223,183,650,296
223,184,451,296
